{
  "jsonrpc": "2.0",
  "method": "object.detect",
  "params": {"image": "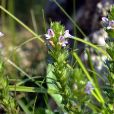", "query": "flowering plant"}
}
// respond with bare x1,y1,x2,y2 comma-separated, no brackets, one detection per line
45,22,73,48
0,3,114,113
44,22,108,114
